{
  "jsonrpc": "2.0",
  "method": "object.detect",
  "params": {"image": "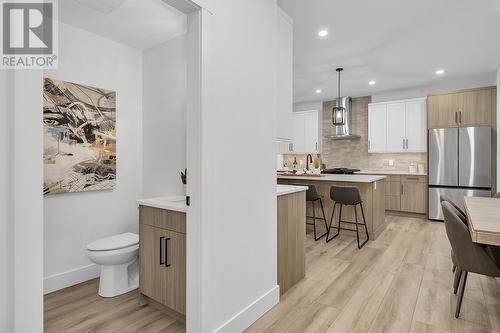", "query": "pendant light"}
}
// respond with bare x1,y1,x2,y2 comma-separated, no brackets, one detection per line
332,67,345,126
